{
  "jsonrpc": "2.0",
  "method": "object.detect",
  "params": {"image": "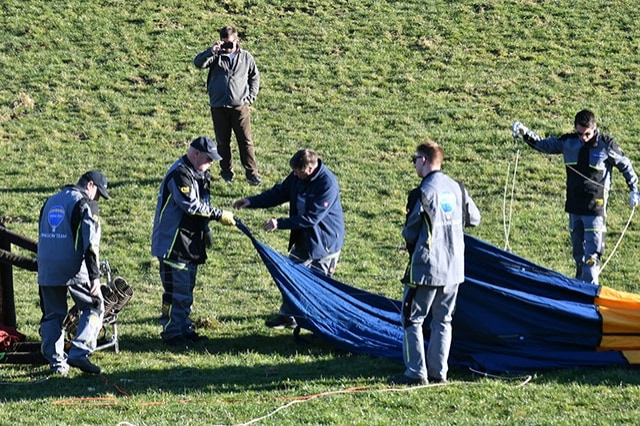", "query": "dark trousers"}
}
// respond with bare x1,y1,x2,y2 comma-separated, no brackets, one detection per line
159,258,198,341
211,104,259,178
